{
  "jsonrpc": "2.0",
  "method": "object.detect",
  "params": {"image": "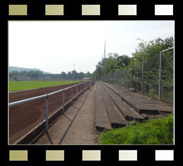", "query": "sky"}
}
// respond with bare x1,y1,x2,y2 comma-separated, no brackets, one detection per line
9,21,174,74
